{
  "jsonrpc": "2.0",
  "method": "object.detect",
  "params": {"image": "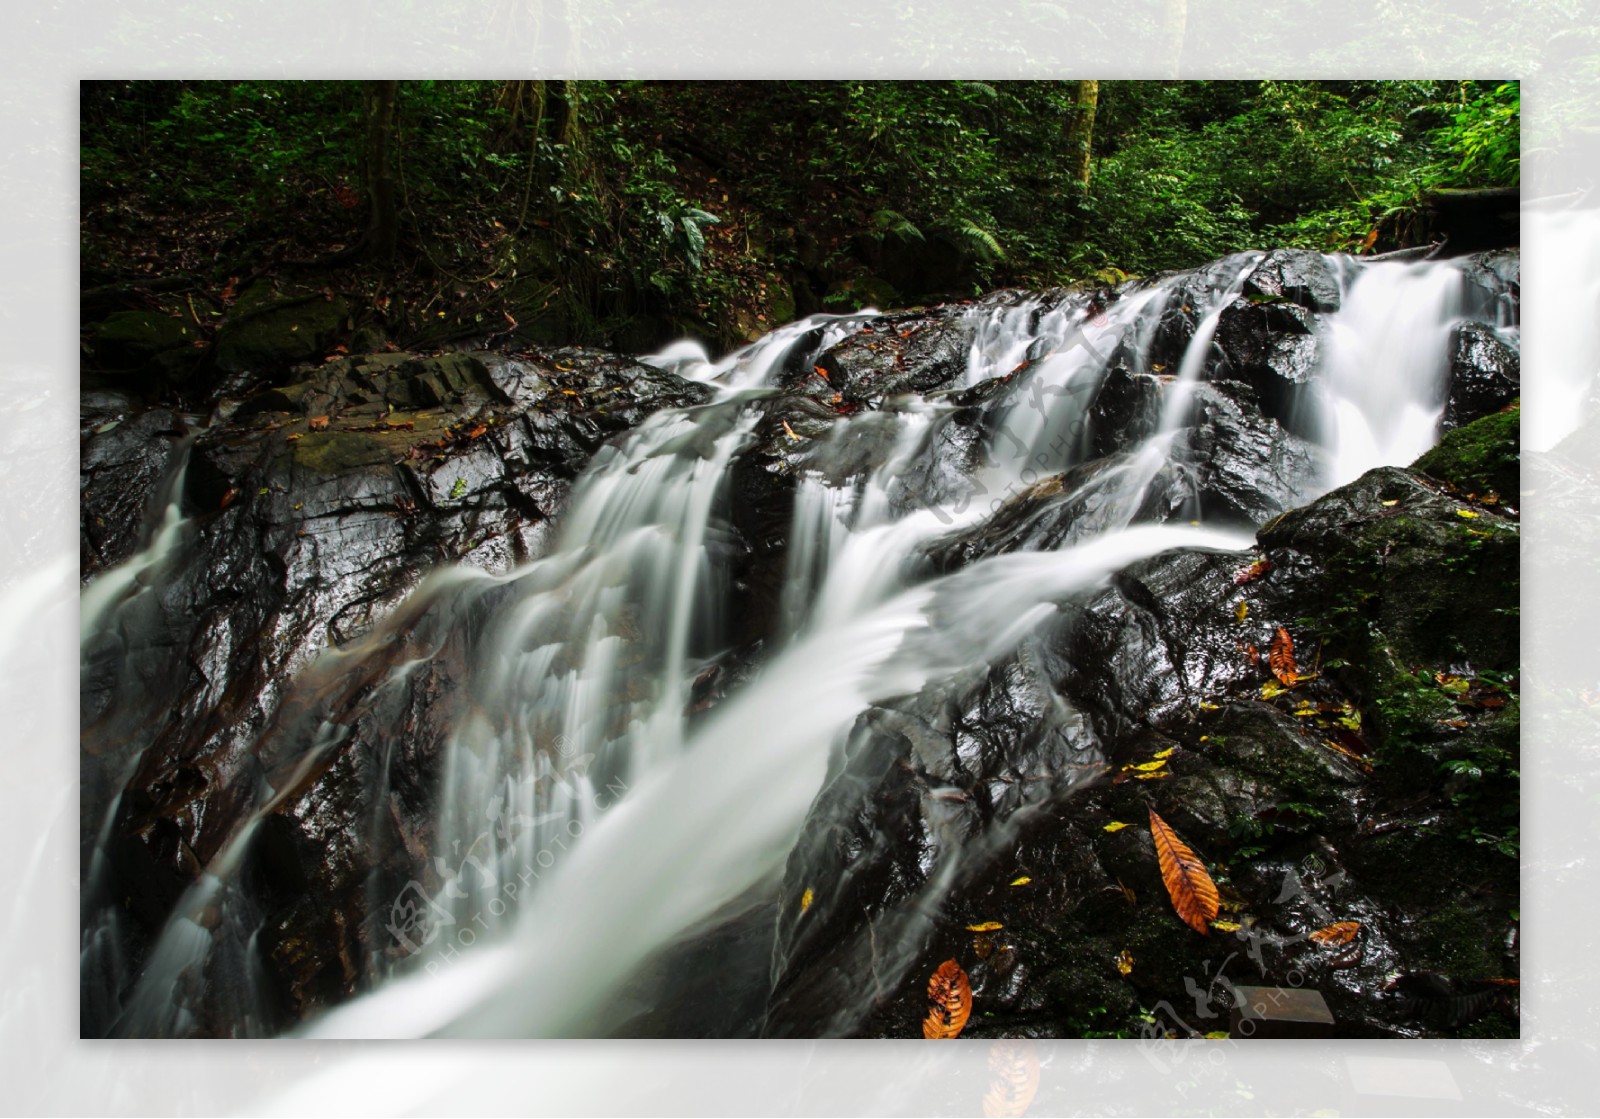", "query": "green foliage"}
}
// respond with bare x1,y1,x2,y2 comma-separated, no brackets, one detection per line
1268,80,1520,252
1440,82,1521,186
81,79,1521,350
